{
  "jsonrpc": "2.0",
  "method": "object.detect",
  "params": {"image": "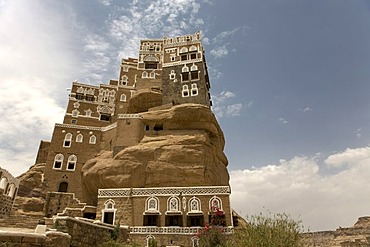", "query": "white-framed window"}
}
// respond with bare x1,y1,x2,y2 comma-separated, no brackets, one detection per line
120,75,128,85
76,87,84,94
53,154,64,170
191,64,198,71
169,70,176,80
85,109,93,117
142,71,148,78
146,197,159,212
191,71,199,80
209,196,223,212
67,155,77,171
189,45,197,52
149,71,155,78
191,83,198,96
72,109,79,117
182,85,189,97
122,65,129,72
182,65,189,73
89,135,96,144
76,134,83,143
170,54,176,61
167,196,180,212
180,47,188,53
146,235,156,247
102,199,117,225
189,197,201,212
191,236,199,247
63,133,72,147
120,94,127,102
